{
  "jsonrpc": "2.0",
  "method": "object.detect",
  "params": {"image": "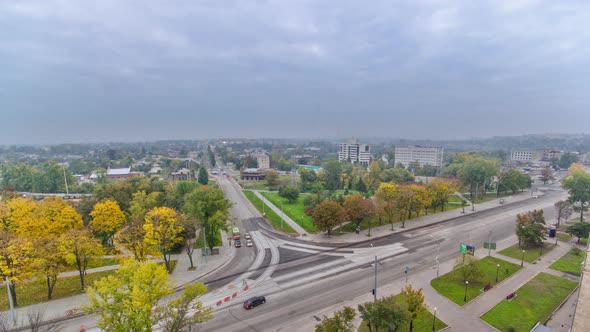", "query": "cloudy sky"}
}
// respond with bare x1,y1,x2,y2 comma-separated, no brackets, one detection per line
1,0,589,144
